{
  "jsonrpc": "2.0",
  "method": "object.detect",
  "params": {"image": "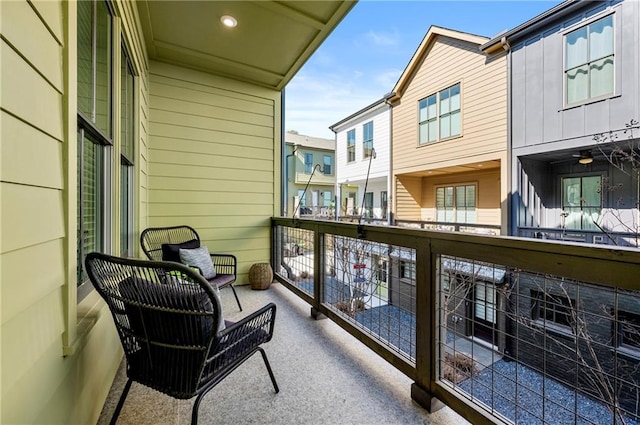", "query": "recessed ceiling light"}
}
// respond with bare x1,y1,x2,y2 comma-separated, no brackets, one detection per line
220,15,237,28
